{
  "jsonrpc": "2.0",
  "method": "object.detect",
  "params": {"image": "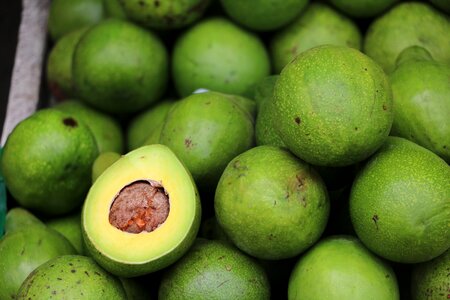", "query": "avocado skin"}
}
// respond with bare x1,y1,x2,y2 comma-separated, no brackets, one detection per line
4,208,45,234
